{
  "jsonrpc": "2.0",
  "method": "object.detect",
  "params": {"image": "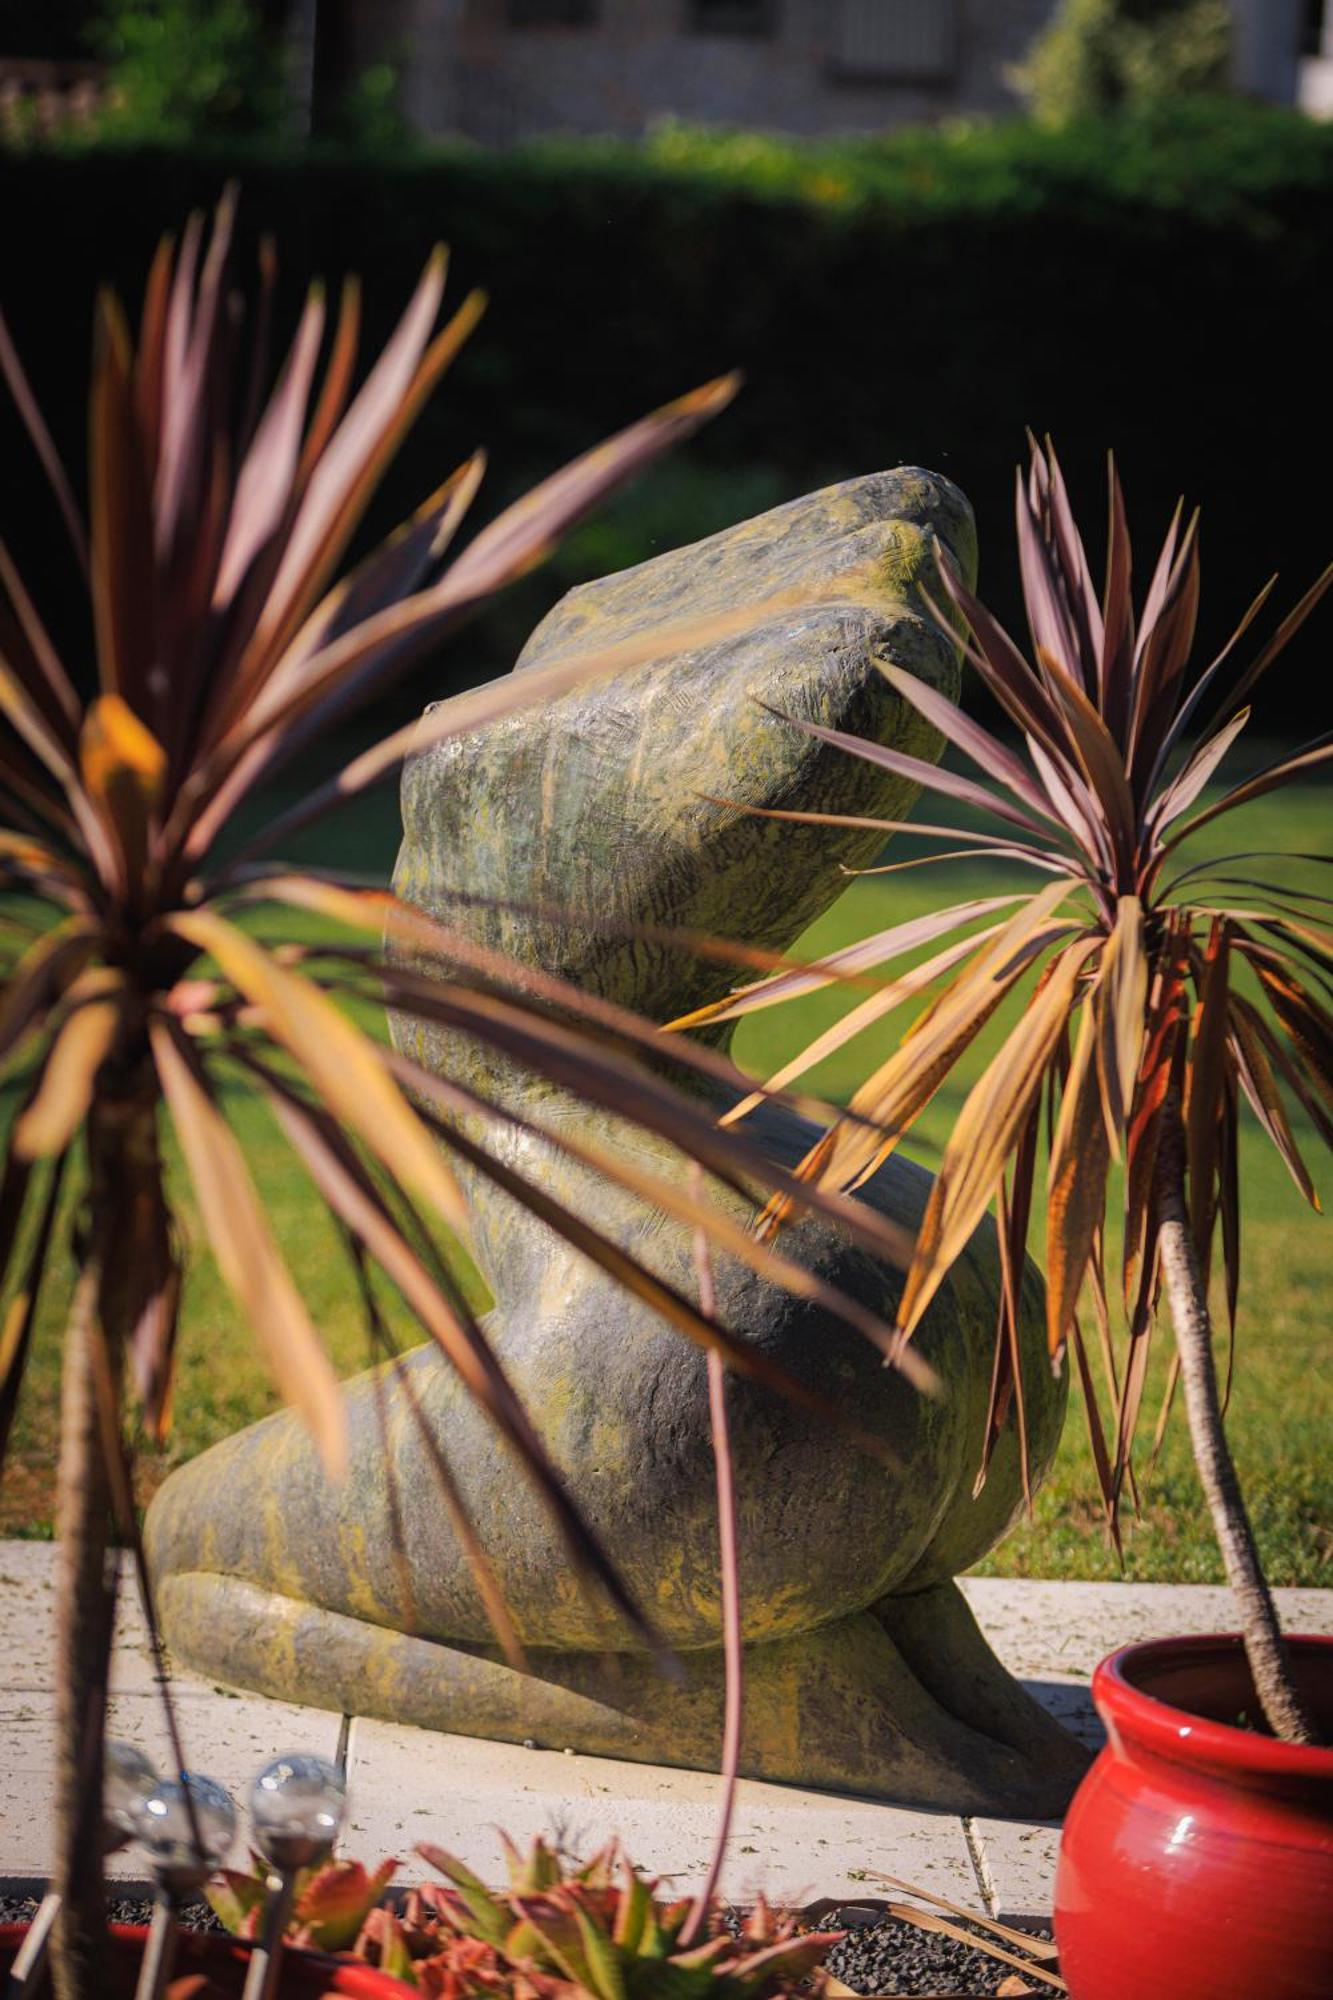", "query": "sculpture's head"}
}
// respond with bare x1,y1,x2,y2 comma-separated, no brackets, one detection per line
395,467,976,1035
